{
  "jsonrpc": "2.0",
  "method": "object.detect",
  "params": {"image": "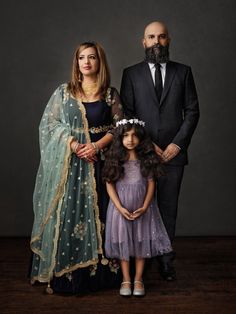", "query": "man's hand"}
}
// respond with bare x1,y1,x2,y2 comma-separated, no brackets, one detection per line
154,144,164,158
162,143,180,162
